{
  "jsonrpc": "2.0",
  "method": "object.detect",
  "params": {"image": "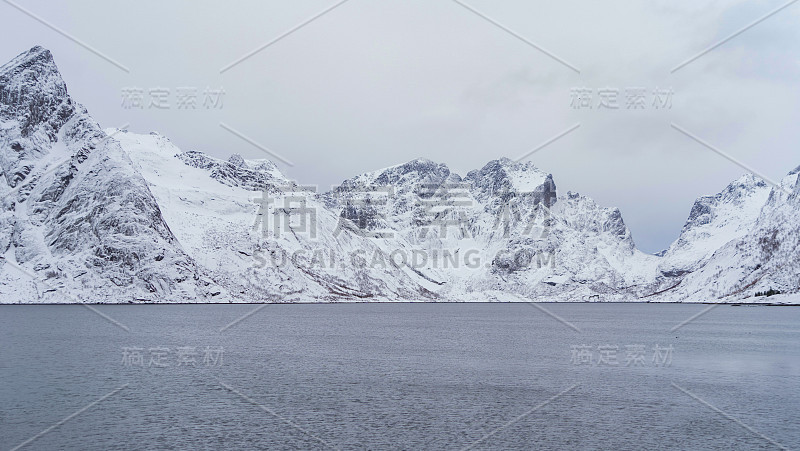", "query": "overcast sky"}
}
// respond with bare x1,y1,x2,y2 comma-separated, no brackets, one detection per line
2,0,798,253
